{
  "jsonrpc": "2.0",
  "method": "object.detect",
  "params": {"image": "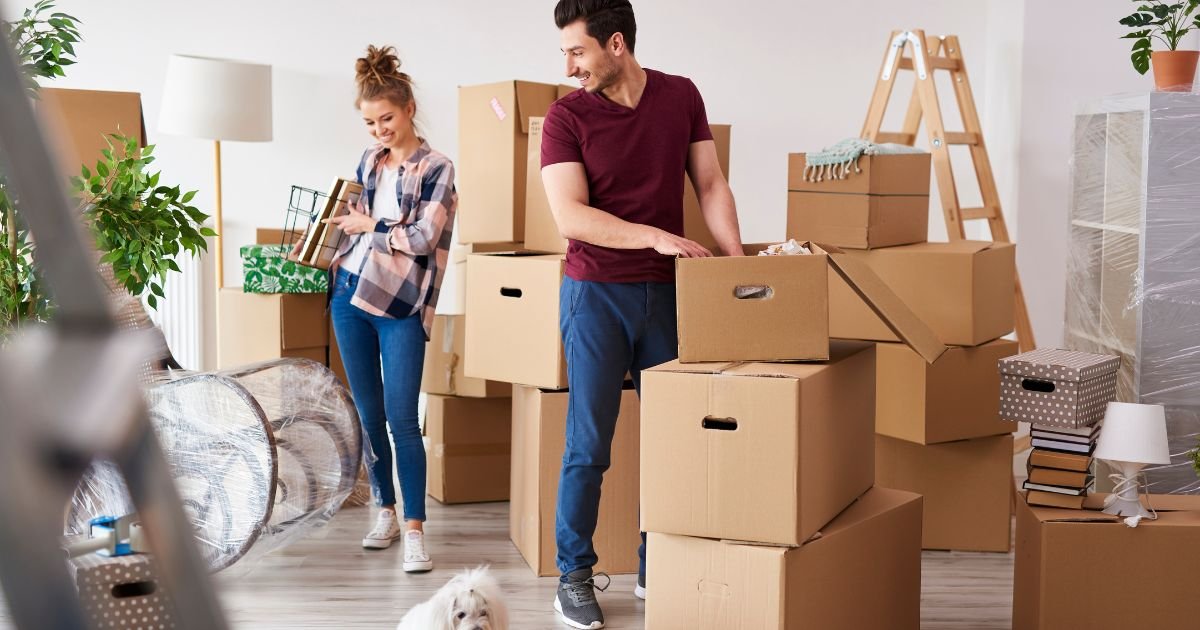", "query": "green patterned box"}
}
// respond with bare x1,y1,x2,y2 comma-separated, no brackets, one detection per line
240,244,329,294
